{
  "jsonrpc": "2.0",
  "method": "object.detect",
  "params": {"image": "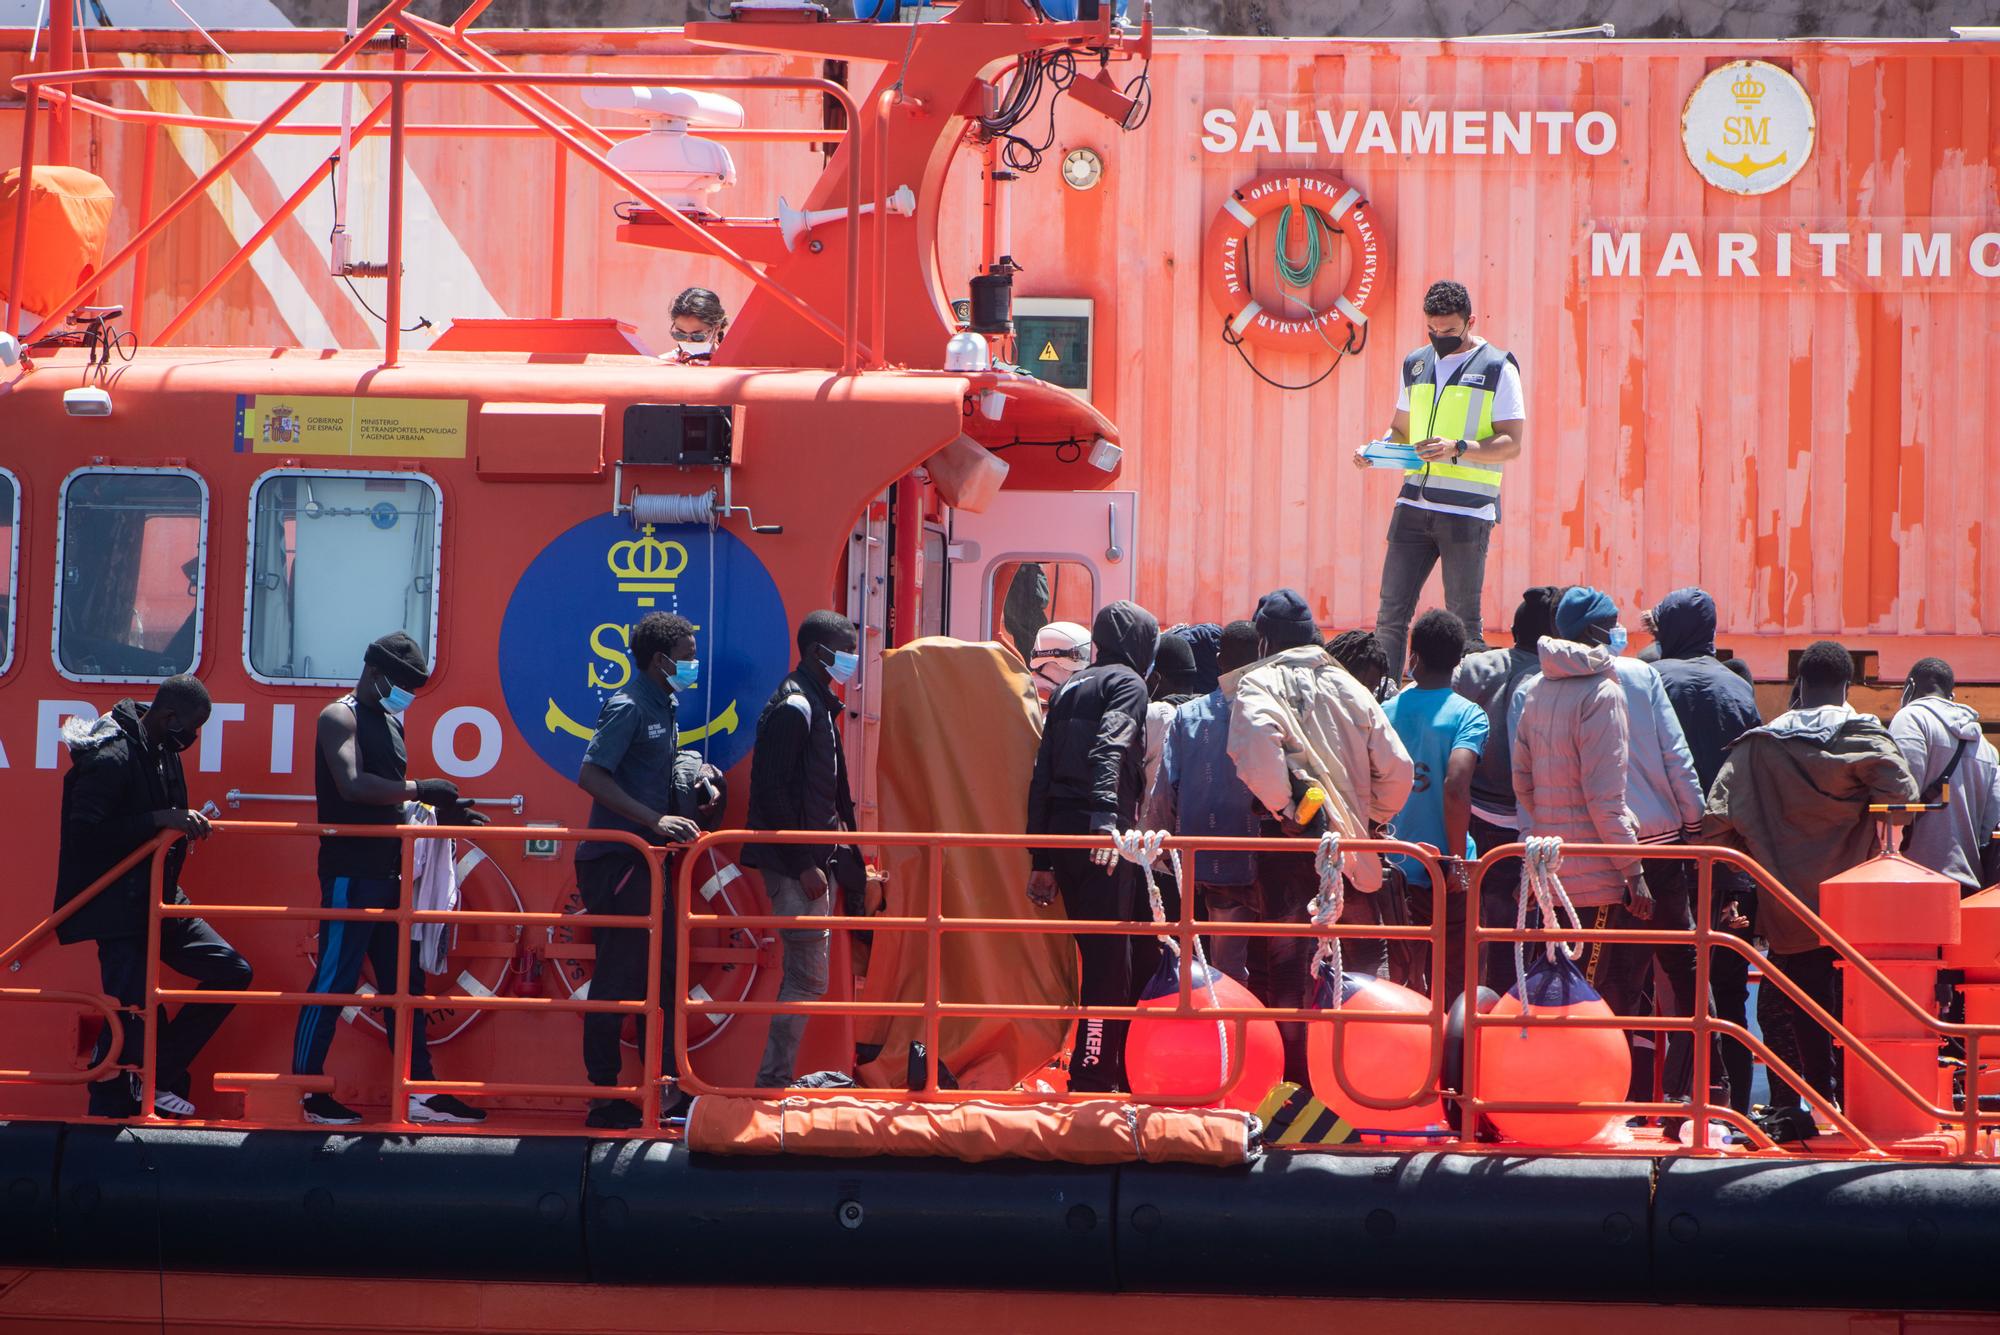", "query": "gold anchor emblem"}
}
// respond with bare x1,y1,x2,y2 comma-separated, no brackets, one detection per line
1704,149,1789,179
